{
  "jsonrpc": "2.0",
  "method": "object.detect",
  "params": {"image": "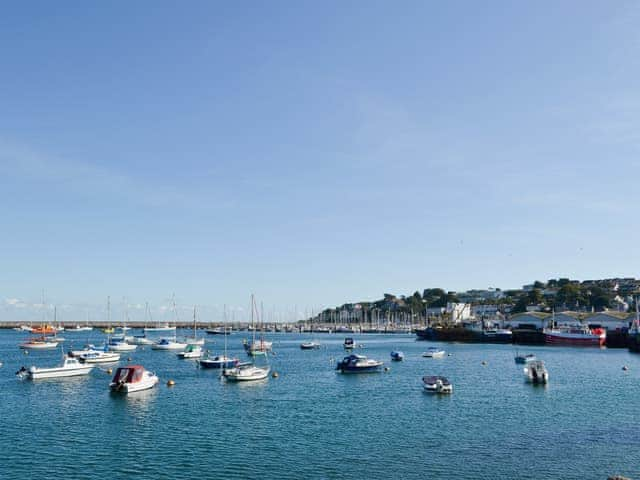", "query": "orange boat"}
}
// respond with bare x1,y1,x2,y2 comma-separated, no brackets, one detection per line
31,324,57,335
